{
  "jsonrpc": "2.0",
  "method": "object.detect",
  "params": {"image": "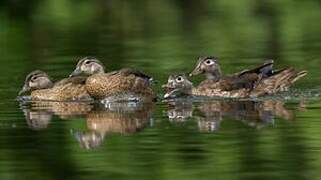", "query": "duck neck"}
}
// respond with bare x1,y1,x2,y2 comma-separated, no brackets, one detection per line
47,81,54,89
182,83,194,96
184,87,193,96
94,66,105,74
39,80,54,90
206,67,222,81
